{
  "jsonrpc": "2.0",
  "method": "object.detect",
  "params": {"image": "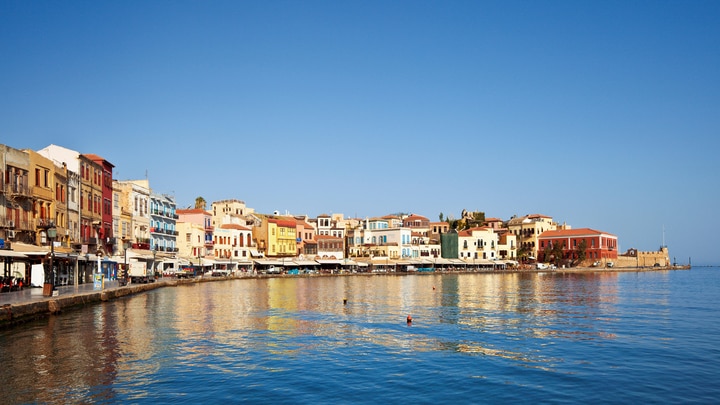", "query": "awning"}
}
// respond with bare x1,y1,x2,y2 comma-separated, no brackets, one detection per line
11,242,49,255
126,249,155,260
0,250,27,258
317,259,343,264
249,249,264,258
254,259,283,266
294,260,320,266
